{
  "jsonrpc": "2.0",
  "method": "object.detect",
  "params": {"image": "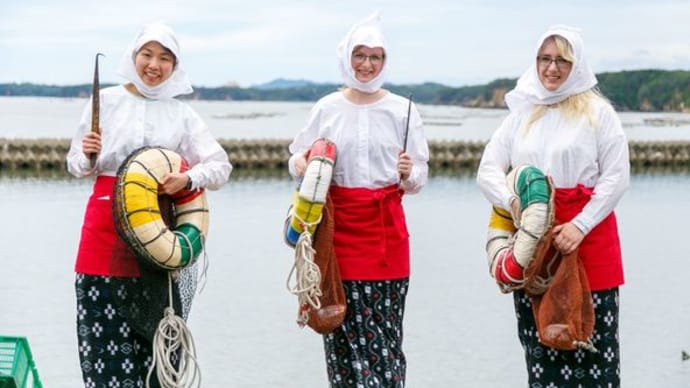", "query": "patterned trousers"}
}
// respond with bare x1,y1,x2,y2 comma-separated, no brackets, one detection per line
323,279,409,388
514,288,620,388
75,274,162,388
